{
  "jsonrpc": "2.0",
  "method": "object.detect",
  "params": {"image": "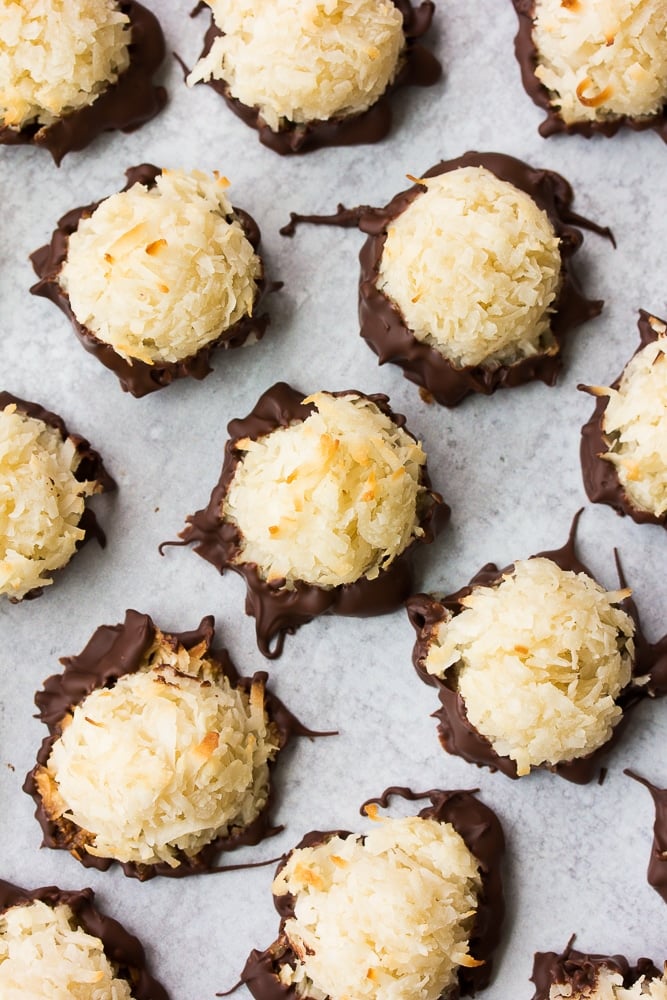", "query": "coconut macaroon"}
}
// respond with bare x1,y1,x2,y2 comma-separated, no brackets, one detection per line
0,1,166,163
0,880,168,1000
512,0,667,139
0,393,113,602
377,166,561,369
186,0,441,153
31,165,270,397
26,611,315,879
240,789,505,1000
531,945,666,1000
581,311,667,528
179,383,447,657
